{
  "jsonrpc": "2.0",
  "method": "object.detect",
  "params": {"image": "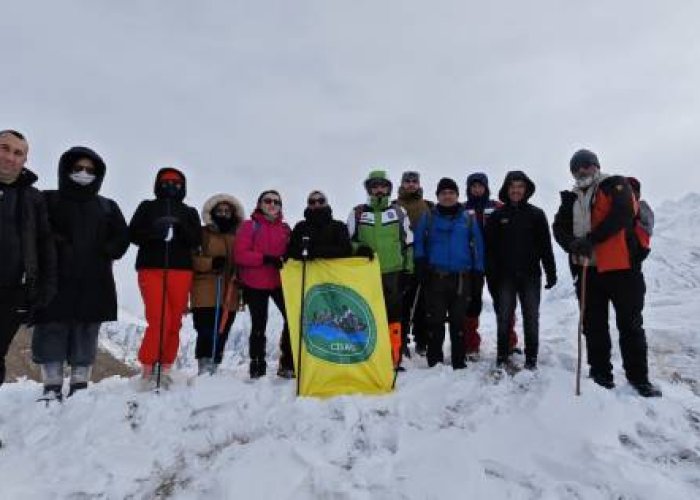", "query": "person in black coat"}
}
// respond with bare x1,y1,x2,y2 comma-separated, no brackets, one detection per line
128,167,201,388
32,146,129,400
287,190,353,260
486,171,557,370
0,130,57,388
